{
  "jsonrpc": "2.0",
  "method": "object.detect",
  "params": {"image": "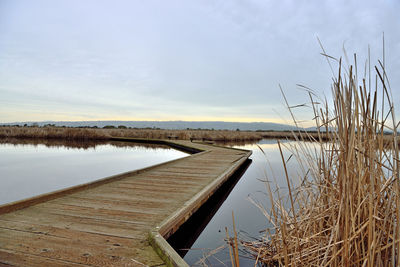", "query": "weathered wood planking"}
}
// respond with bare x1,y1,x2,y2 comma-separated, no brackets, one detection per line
0,140,251,266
